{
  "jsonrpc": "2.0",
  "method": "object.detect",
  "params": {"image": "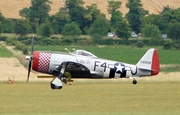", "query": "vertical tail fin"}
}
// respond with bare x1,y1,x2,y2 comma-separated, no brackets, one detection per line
136,48,160,75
